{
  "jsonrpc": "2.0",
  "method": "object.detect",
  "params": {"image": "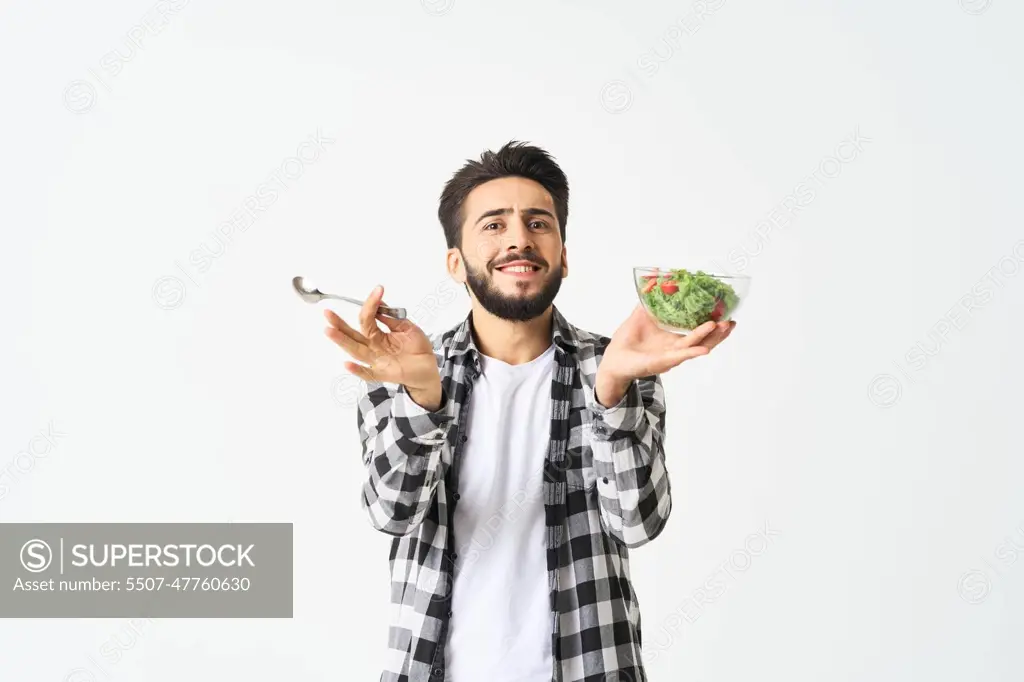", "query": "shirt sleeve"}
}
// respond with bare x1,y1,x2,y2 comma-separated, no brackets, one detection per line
356,379,454,536
584,374,672,548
